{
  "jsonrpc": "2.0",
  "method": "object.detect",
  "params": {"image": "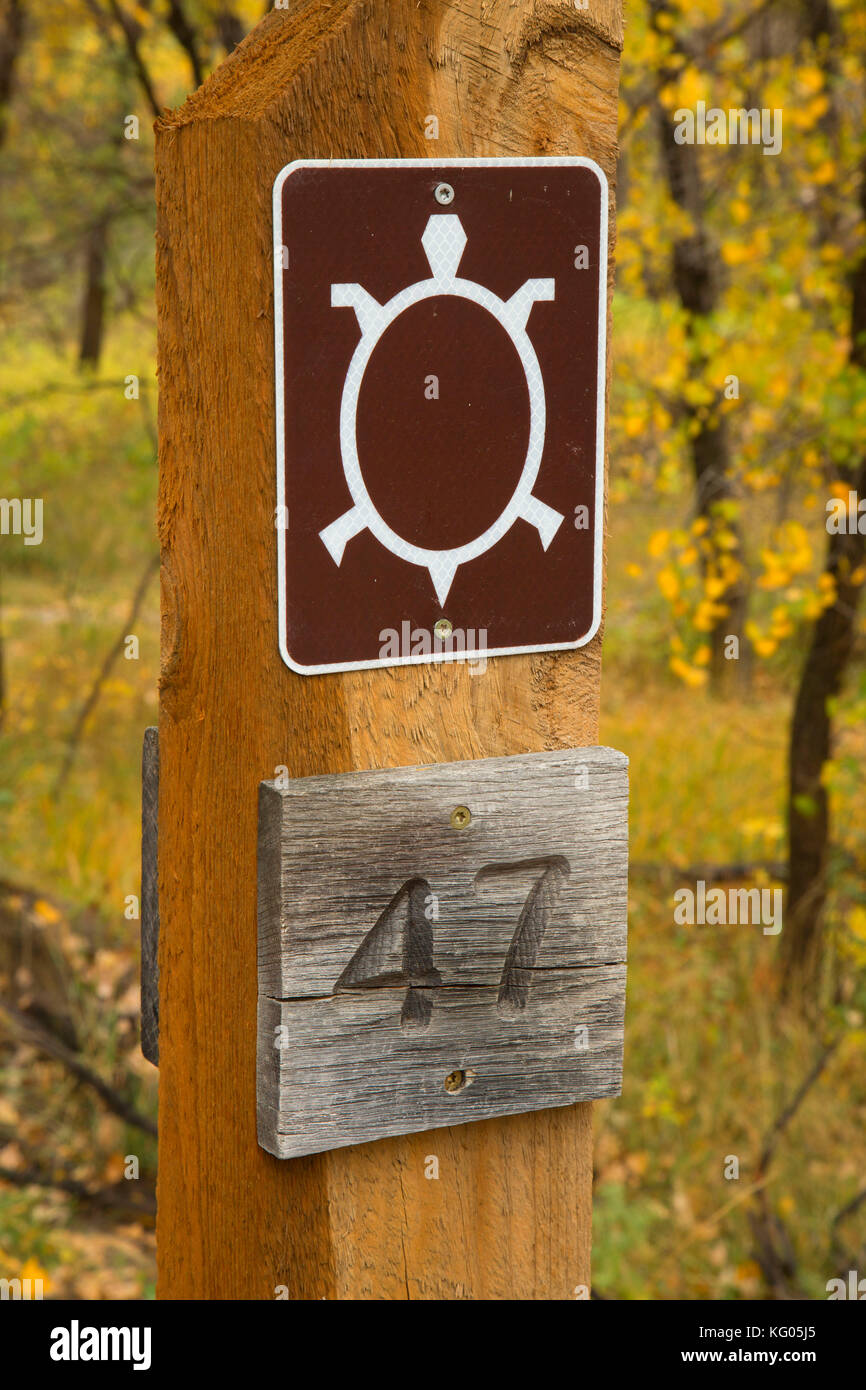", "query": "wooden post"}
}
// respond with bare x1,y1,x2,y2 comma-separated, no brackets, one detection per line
155,0,623,1300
